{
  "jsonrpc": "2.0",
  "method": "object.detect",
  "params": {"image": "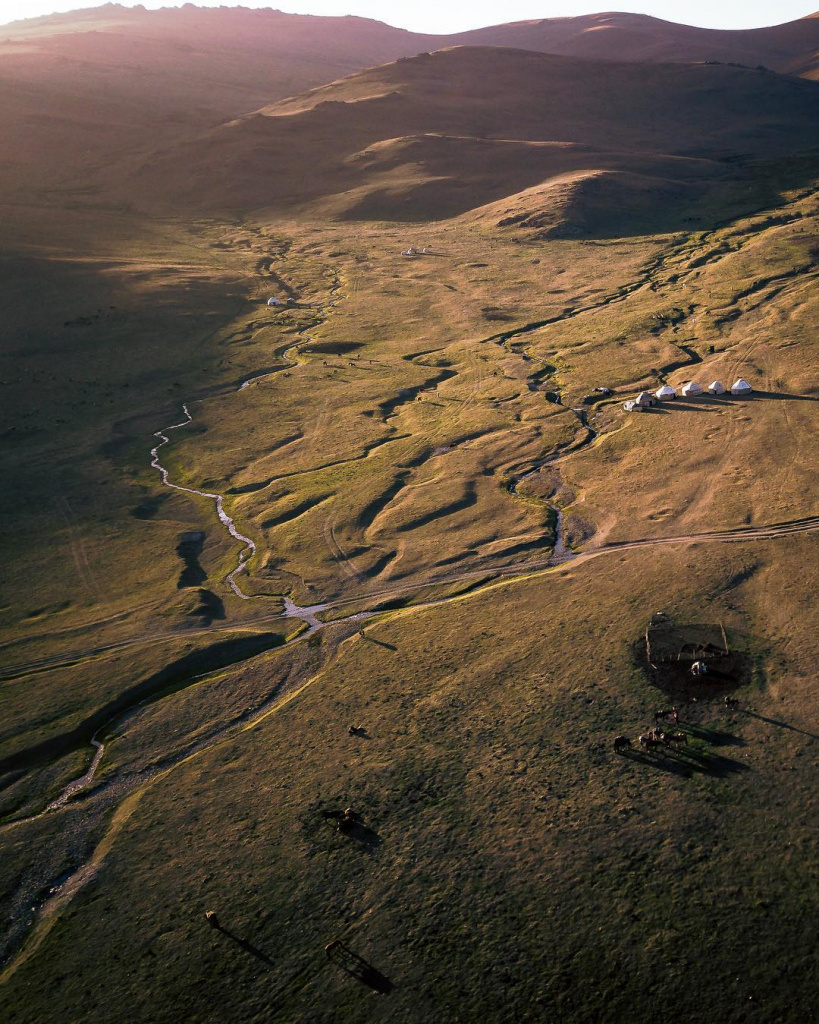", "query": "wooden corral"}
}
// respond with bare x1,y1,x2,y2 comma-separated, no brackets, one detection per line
645,618,729,668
